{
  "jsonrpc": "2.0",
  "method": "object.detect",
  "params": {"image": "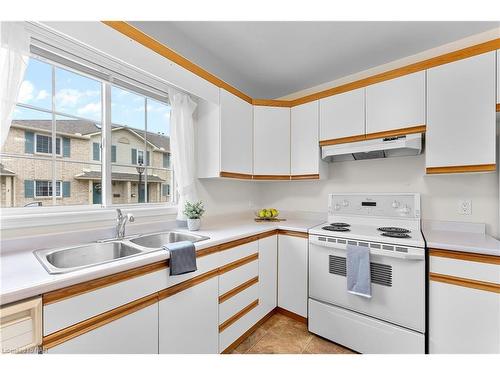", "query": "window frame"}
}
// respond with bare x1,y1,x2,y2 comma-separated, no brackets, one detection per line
1,52,176,216
34,180,62,198
34,133,62,156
